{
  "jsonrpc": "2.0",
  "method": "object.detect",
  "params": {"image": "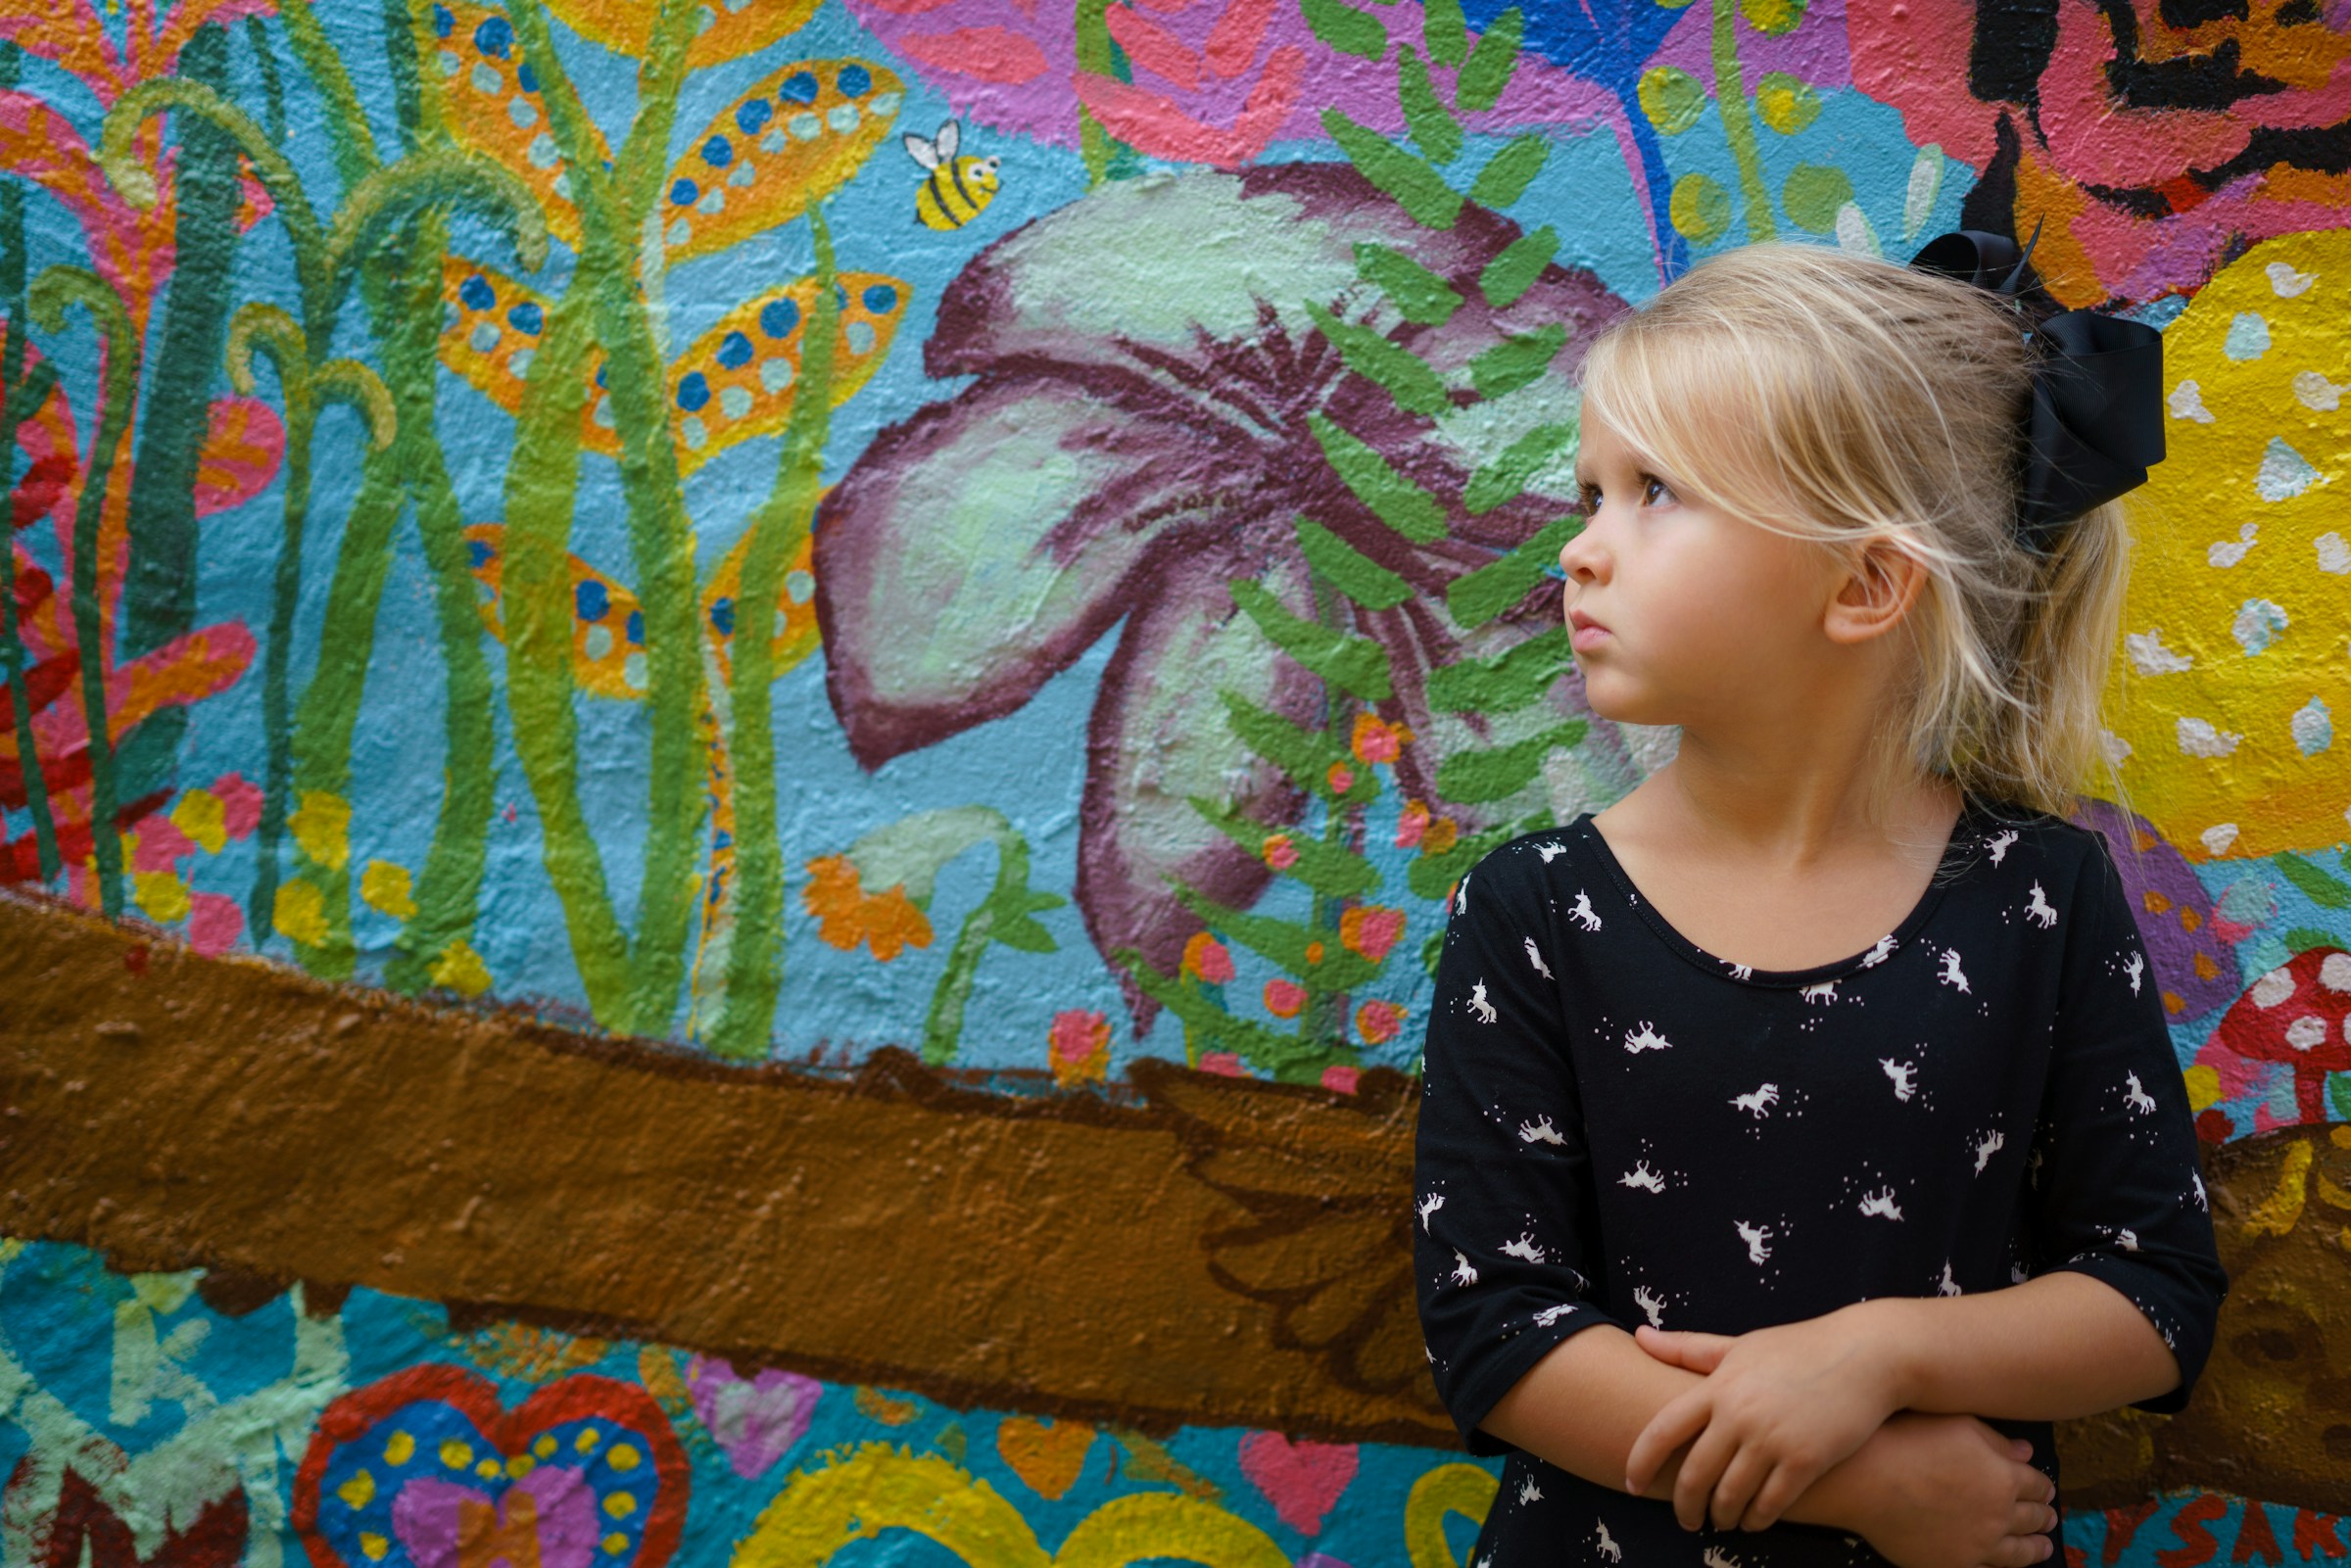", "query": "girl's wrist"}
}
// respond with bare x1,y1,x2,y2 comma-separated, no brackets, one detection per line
1837,1298,1927,1413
